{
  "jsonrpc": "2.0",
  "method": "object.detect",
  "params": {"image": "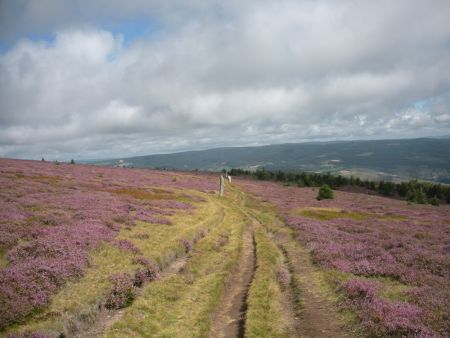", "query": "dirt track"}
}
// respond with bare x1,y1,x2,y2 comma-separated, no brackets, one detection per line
210,222,256,338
